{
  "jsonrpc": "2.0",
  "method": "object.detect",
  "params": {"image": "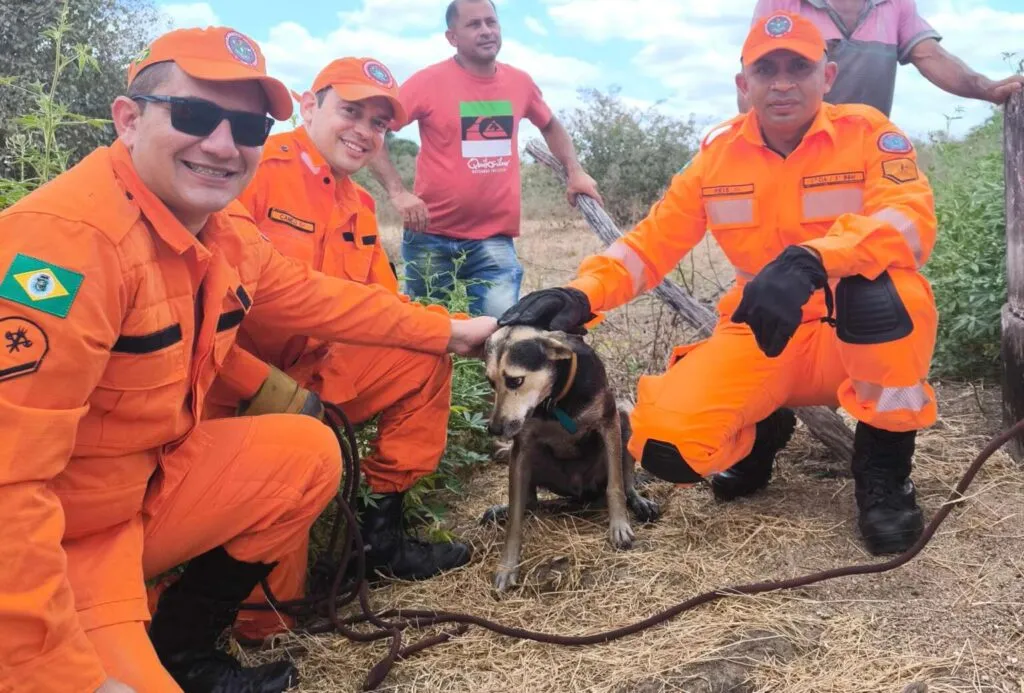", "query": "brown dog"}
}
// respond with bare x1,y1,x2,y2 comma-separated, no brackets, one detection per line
482,325,660,592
